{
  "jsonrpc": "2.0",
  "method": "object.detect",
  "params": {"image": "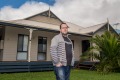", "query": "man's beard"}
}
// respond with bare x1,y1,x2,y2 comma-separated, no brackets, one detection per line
62,32,67,36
